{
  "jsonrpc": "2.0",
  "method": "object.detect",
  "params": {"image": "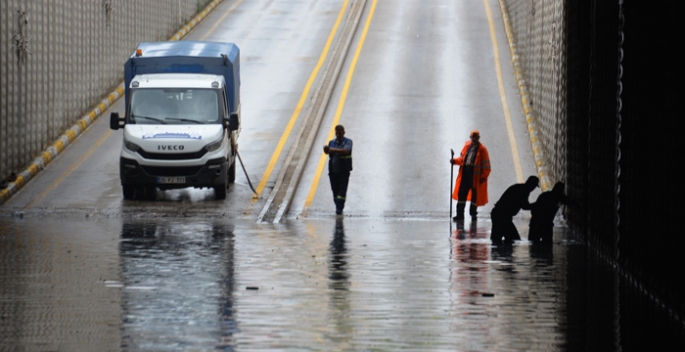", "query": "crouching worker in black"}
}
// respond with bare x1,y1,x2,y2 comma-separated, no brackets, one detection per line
490,176,539,244
528,182,577,244
323,125,353,215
